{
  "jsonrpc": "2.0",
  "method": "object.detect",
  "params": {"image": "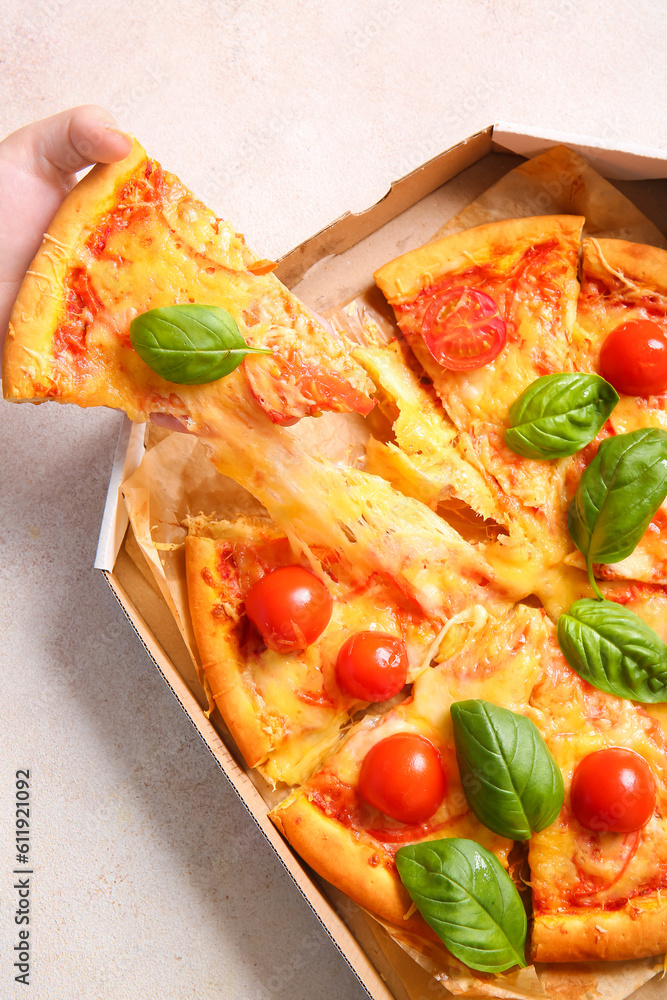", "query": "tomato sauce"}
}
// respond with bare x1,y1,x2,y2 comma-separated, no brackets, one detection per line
308,772,457,857
397,239,566,349
580,272,667,322
54,161,168,364
297,688,335,708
